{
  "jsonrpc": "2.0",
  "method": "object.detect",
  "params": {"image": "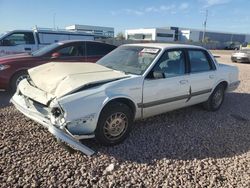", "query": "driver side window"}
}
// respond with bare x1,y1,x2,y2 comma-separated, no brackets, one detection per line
2,32,35,46
153,50,185,78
